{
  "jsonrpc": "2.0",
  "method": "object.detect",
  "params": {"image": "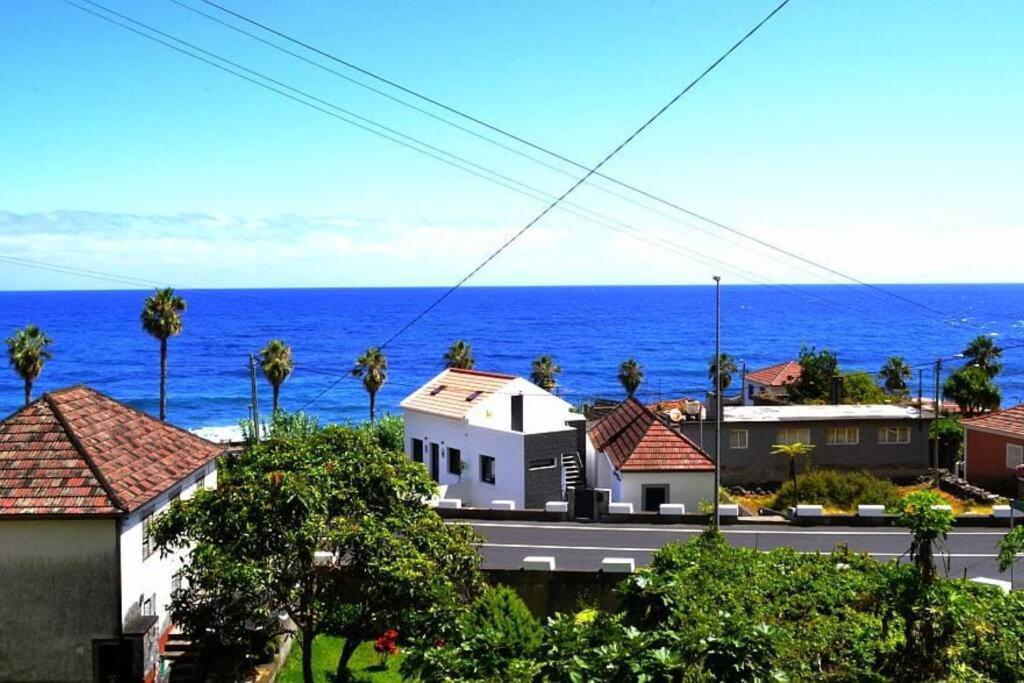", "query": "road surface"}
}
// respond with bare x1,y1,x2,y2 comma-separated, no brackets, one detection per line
462,519,1021,587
